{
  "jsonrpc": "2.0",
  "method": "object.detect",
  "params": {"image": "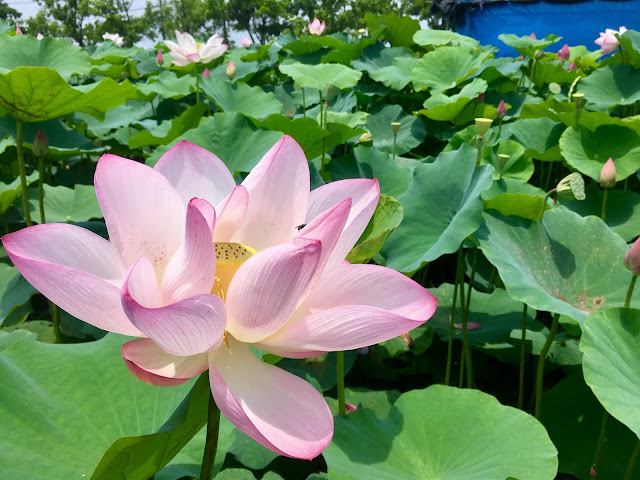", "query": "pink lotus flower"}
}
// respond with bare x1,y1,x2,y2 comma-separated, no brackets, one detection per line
558,44,570,61
37,33,44,40
595,26,627,54
165,30,228,66
530,32,536,40
2,136,436,459
240,37,252,48
102,32,124,47
568,62,577,71
309,18,326,35
15,25,22,35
